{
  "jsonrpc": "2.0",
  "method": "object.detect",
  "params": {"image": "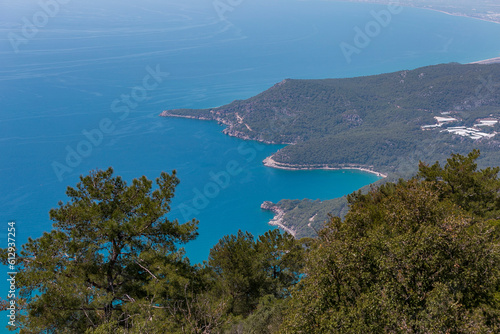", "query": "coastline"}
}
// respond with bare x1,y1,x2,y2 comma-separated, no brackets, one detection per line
261,202,297,237
337,1,500,25
159,111,213,121
263,156,388,178
426,8,500,26
469,57,500,65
